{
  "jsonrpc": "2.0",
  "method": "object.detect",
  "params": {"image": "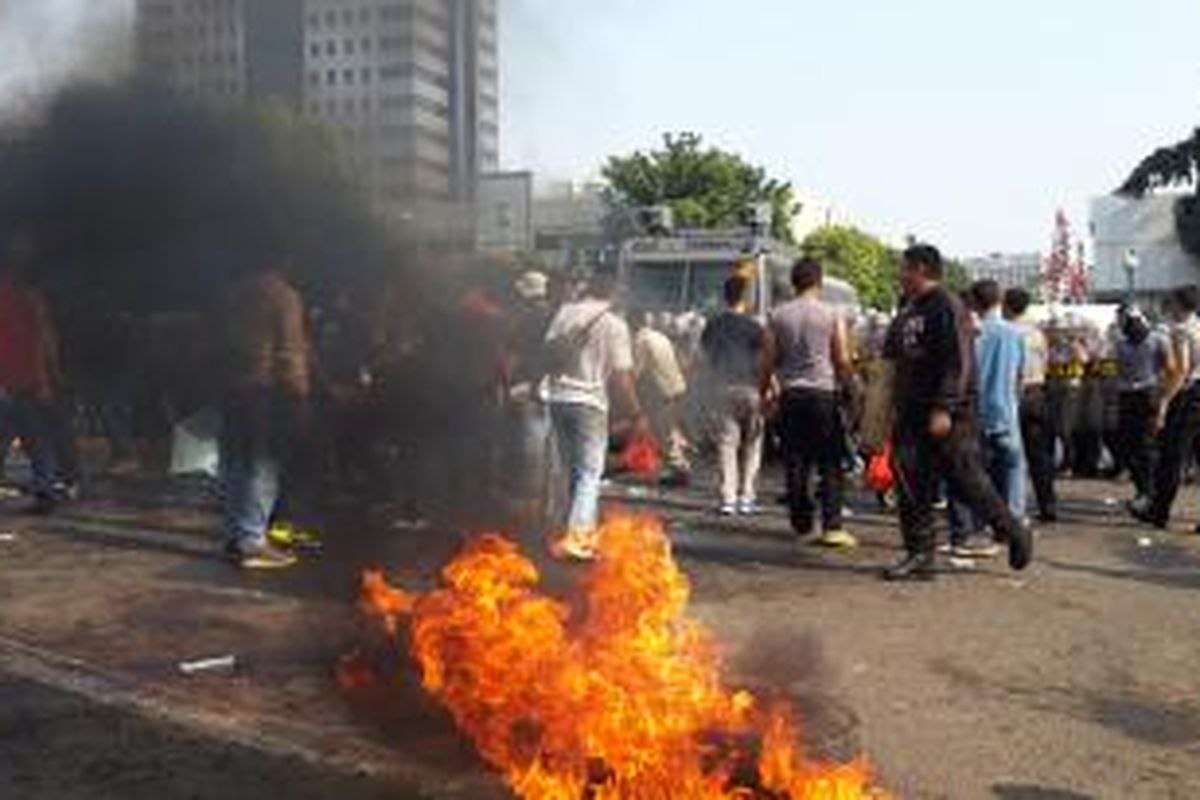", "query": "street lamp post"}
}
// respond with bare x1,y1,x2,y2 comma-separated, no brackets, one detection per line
1123,248,1139,306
